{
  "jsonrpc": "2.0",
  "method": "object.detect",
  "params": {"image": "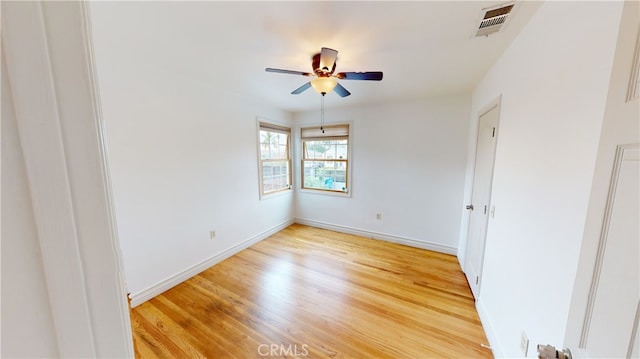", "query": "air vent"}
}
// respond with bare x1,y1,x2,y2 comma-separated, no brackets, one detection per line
475,3,514,37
